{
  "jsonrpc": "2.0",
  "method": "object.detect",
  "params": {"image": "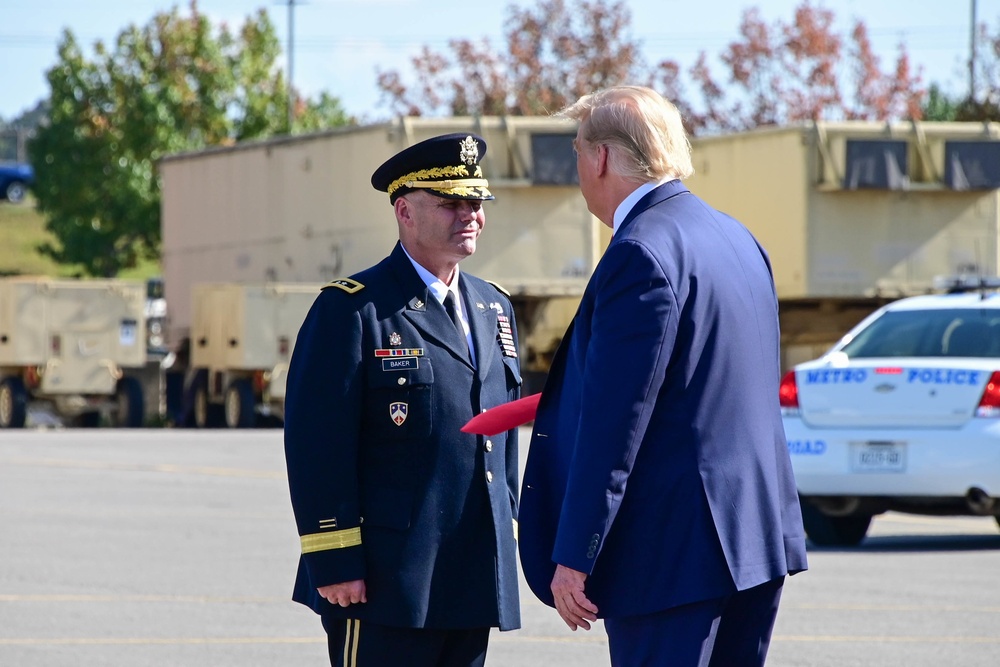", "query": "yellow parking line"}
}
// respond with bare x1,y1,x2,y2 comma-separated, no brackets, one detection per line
491,634,608,644
0,594,286,603
0,457,285,479
0,637,323,646
775,634,1000,644
786,602,1000,613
